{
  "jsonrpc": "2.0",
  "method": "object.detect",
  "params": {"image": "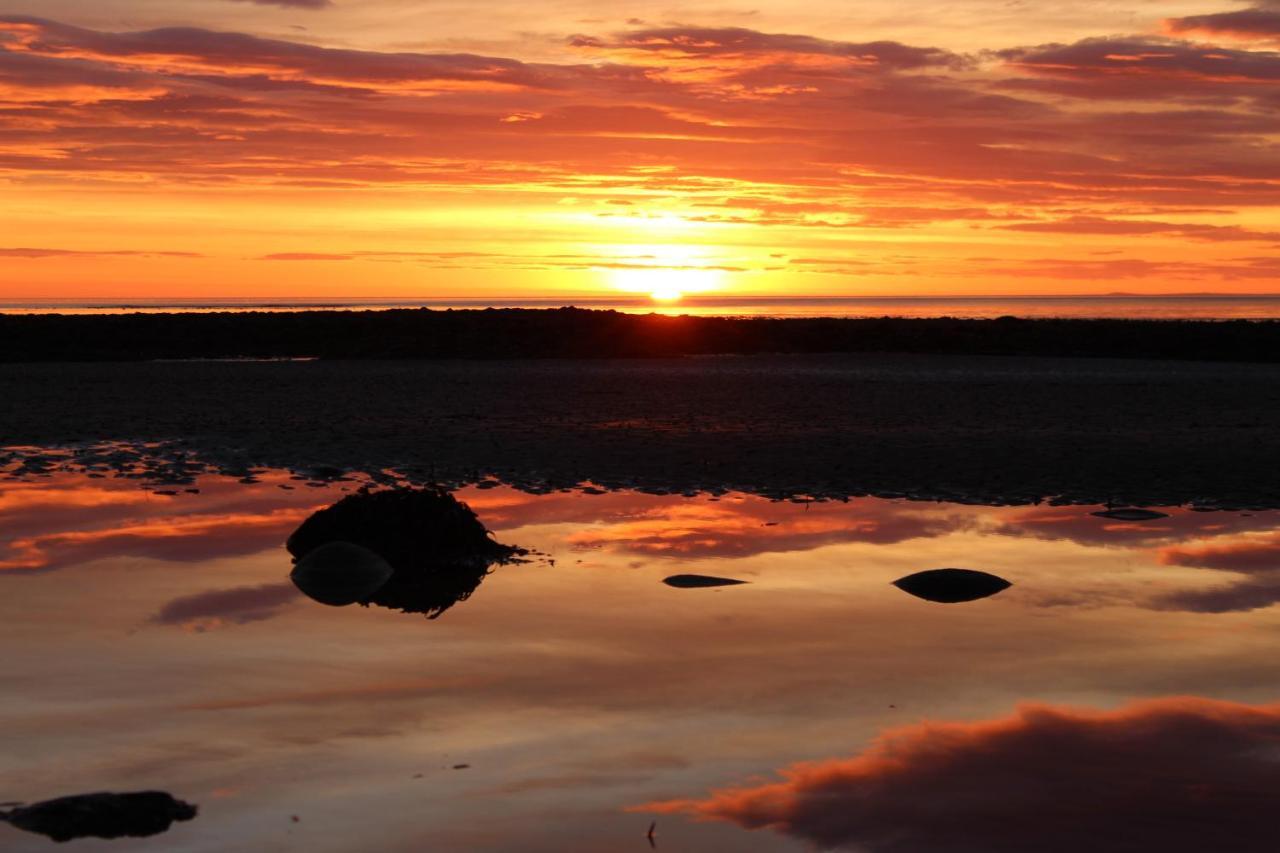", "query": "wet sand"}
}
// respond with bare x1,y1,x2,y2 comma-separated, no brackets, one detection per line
3,354,1278,507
